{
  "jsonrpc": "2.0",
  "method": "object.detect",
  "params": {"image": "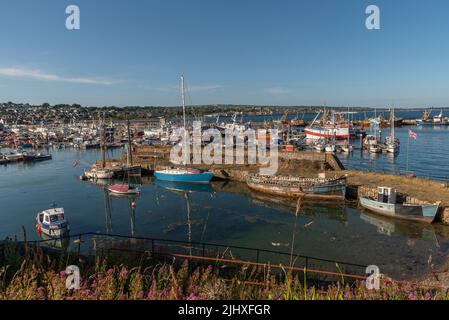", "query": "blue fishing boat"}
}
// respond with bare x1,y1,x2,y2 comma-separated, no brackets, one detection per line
154,168,214,184
359,187,440,224
416,119,449,126
416,109,449,126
